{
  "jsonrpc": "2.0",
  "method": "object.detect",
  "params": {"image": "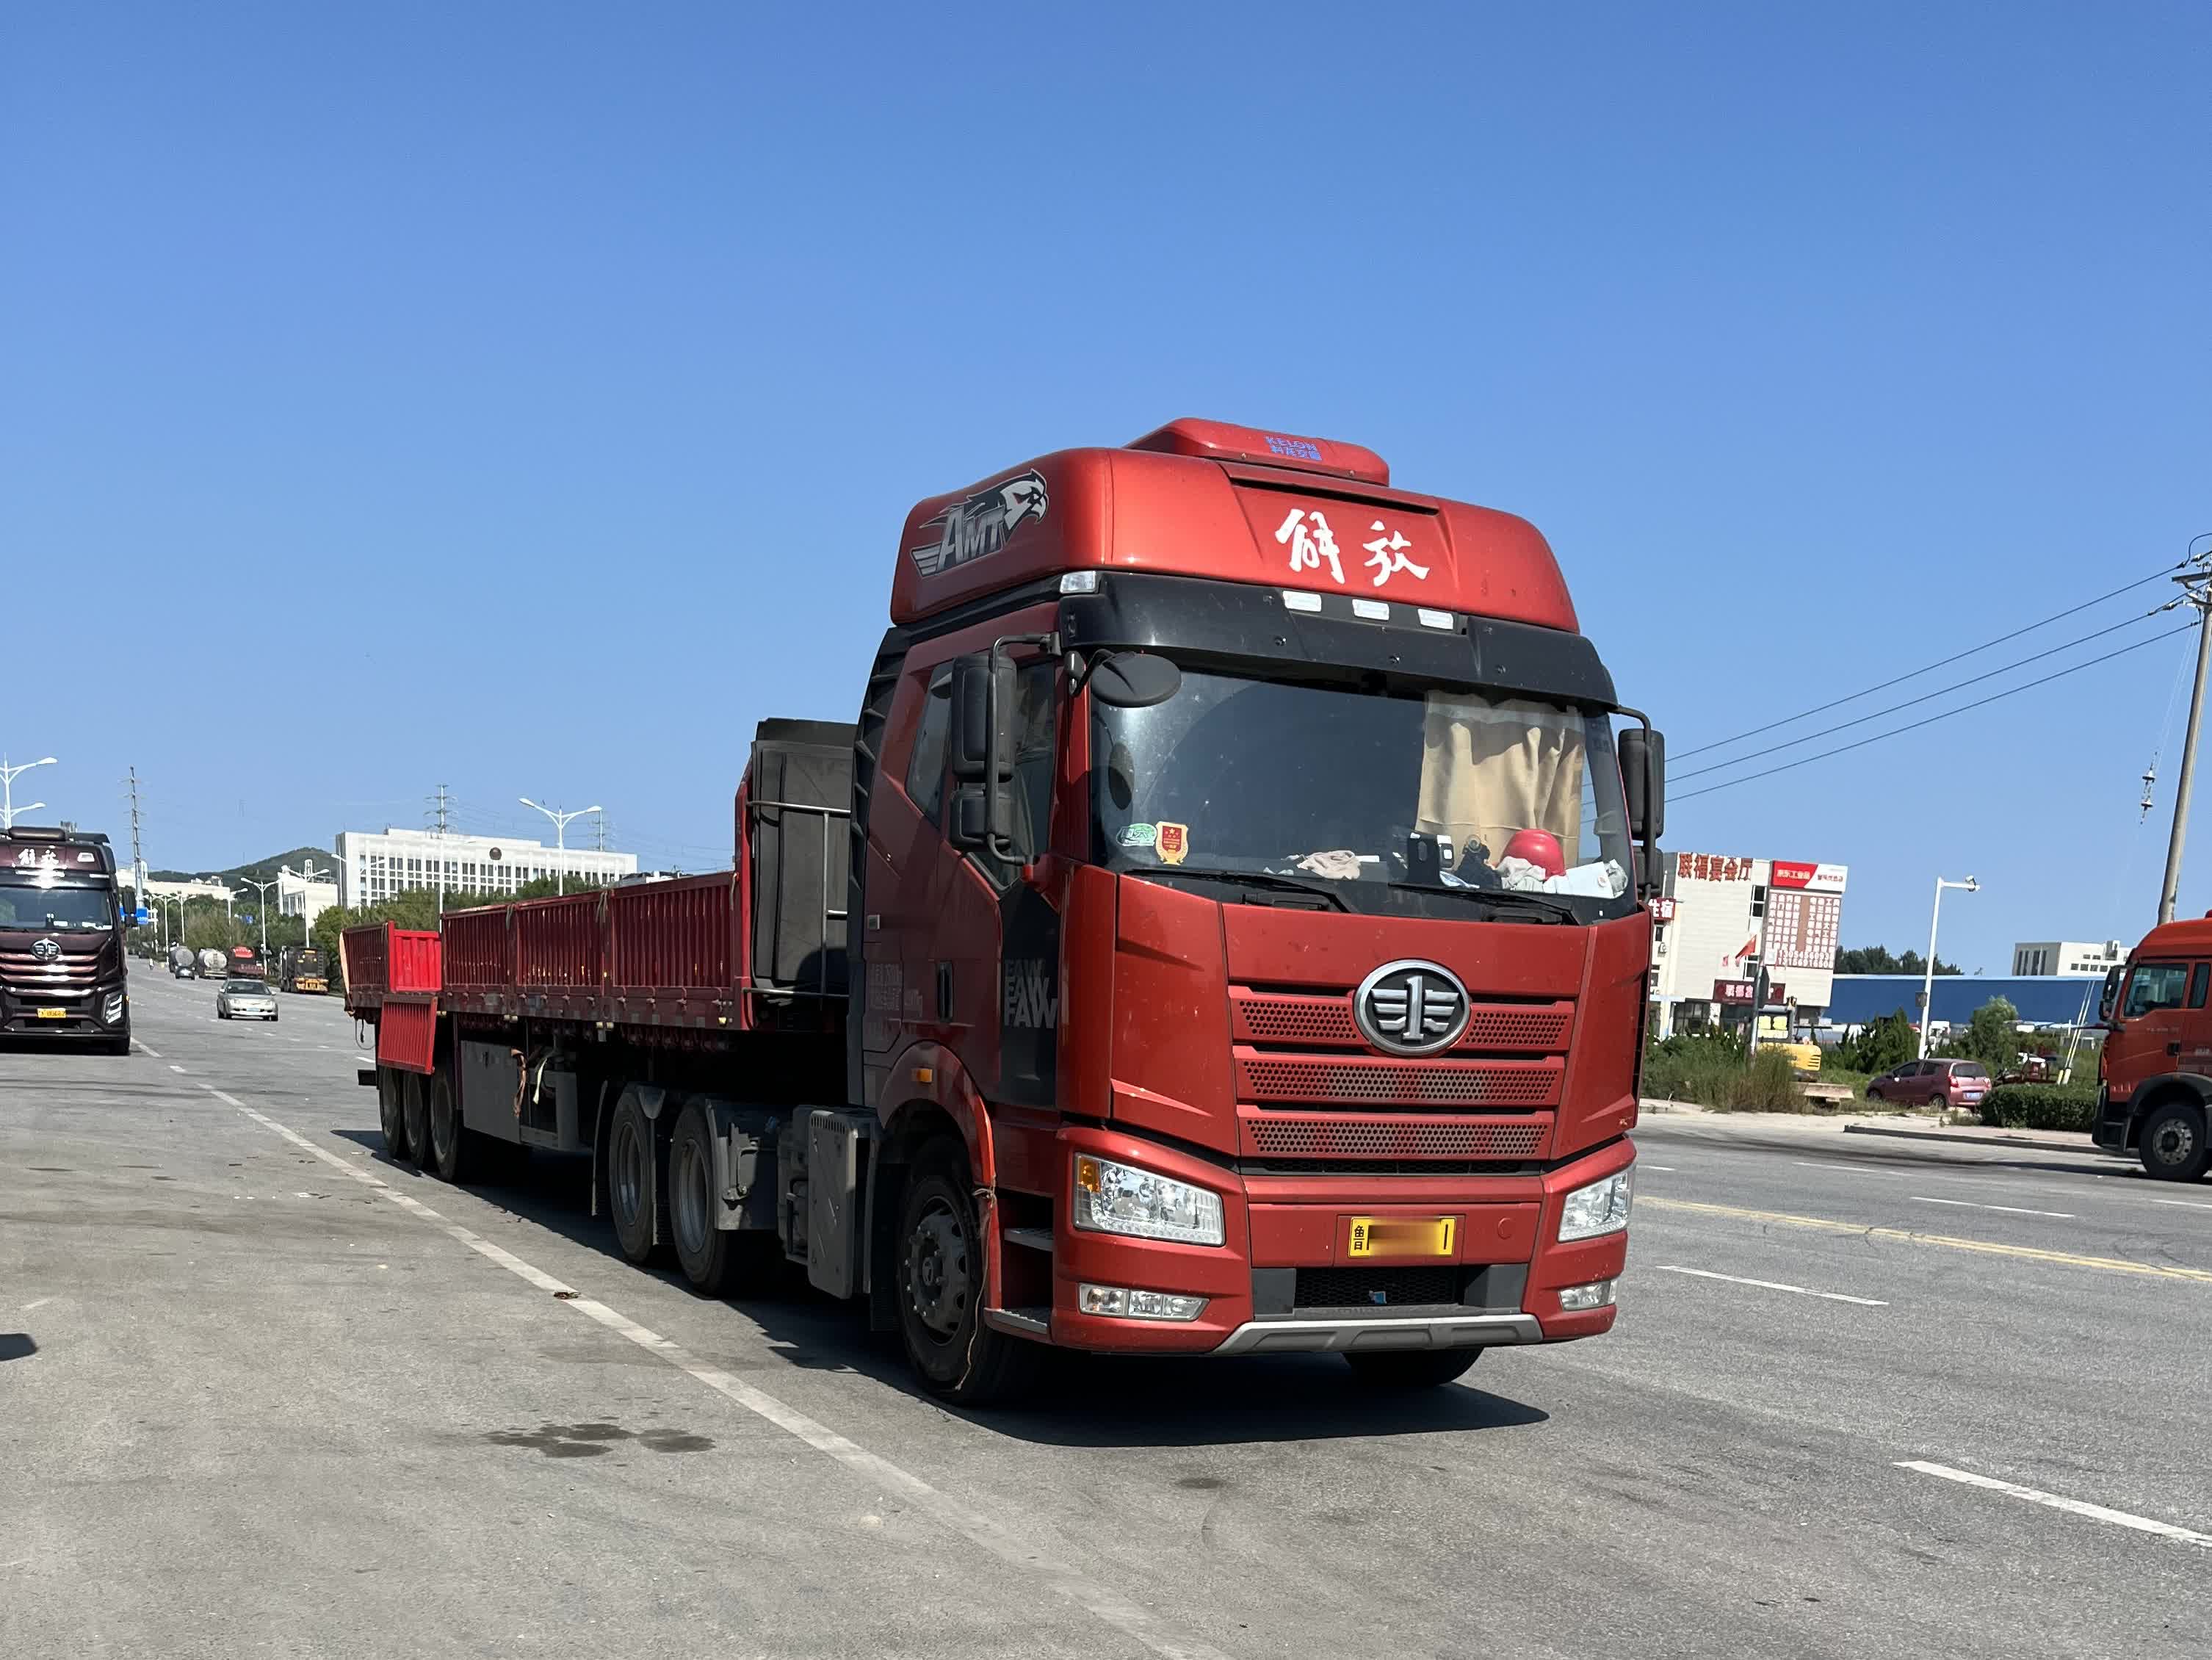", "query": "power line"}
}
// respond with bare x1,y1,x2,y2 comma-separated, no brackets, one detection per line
1677,559,2186,760
1674,600,2183,784
1674,623,2194,804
